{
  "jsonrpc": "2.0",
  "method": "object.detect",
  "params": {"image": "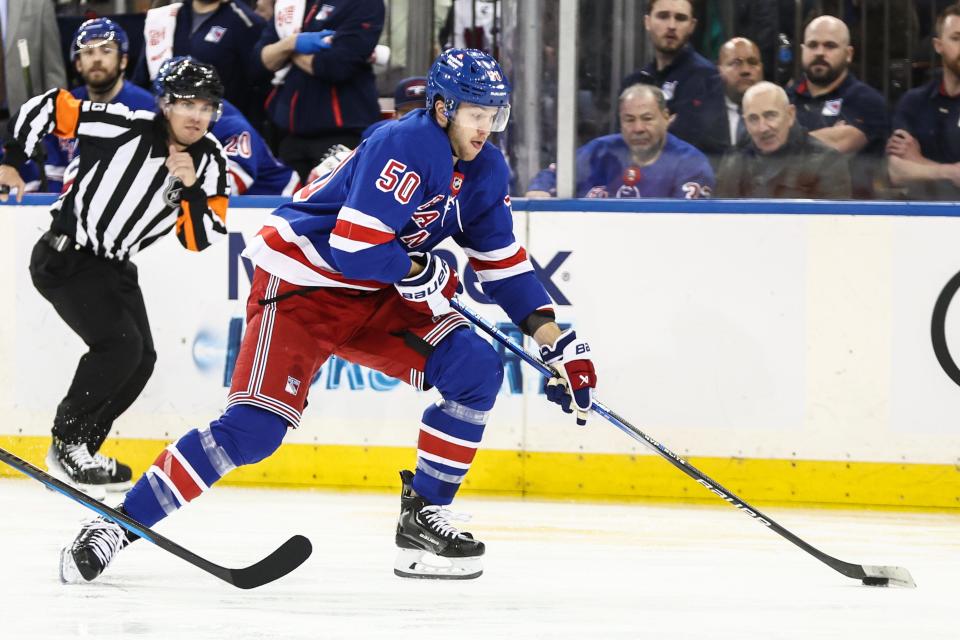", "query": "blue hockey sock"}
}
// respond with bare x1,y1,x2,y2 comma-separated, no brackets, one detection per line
123,405,288,527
